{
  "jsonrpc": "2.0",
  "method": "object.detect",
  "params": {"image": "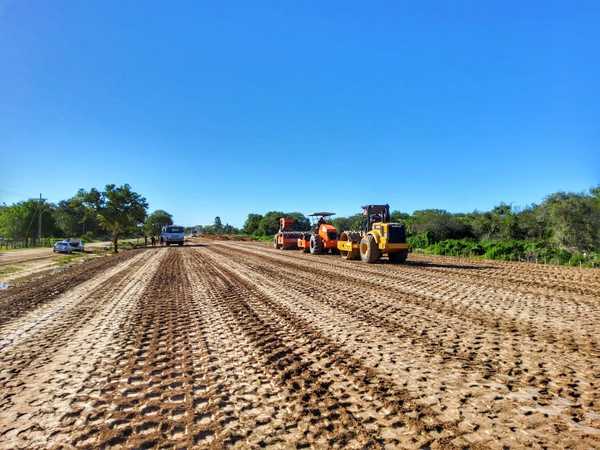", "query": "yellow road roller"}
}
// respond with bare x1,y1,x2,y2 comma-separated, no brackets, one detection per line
337,204,409,263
